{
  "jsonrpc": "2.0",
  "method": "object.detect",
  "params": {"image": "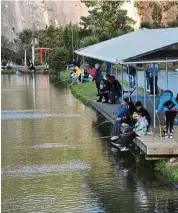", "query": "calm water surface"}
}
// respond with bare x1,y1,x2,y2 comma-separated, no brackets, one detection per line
1,74,178,213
